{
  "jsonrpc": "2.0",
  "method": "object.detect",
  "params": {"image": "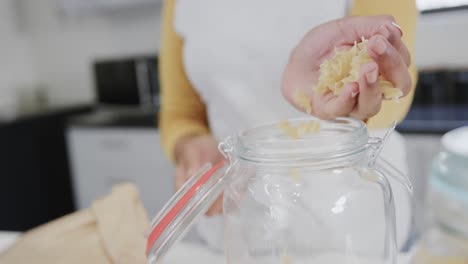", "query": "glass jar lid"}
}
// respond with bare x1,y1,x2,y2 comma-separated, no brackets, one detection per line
442,126,468,158
146,161,228,263
432,126,468,203
236,117,369,165
430,126,468,237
